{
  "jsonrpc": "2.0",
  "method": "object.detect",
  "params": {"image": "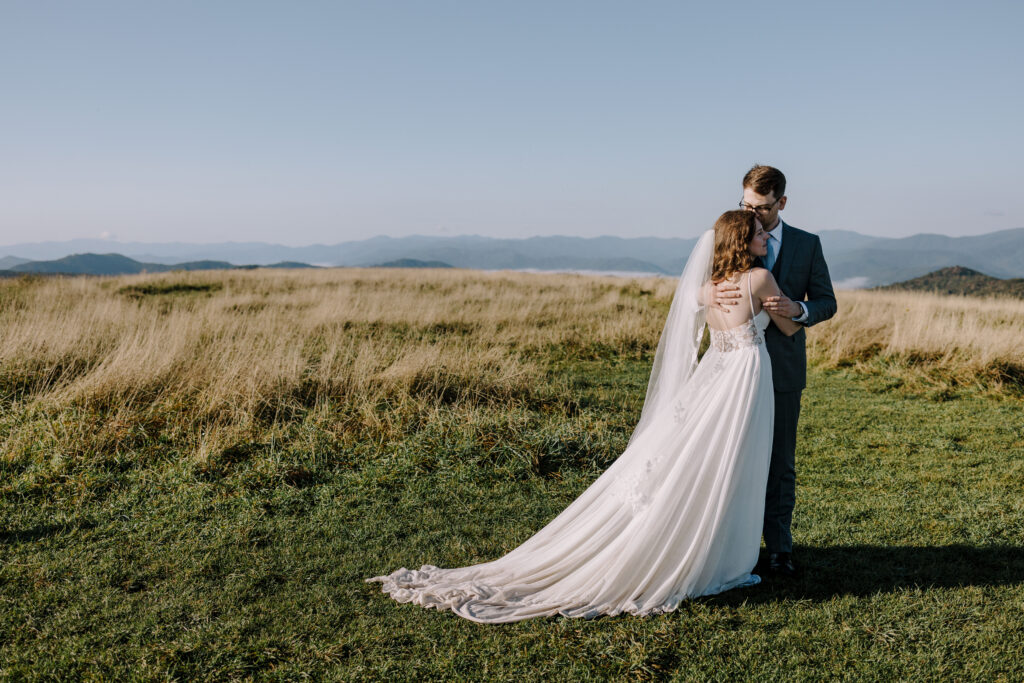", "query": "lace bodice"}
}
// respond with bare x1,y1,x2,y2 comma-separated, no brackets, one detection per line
709,309,769,352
